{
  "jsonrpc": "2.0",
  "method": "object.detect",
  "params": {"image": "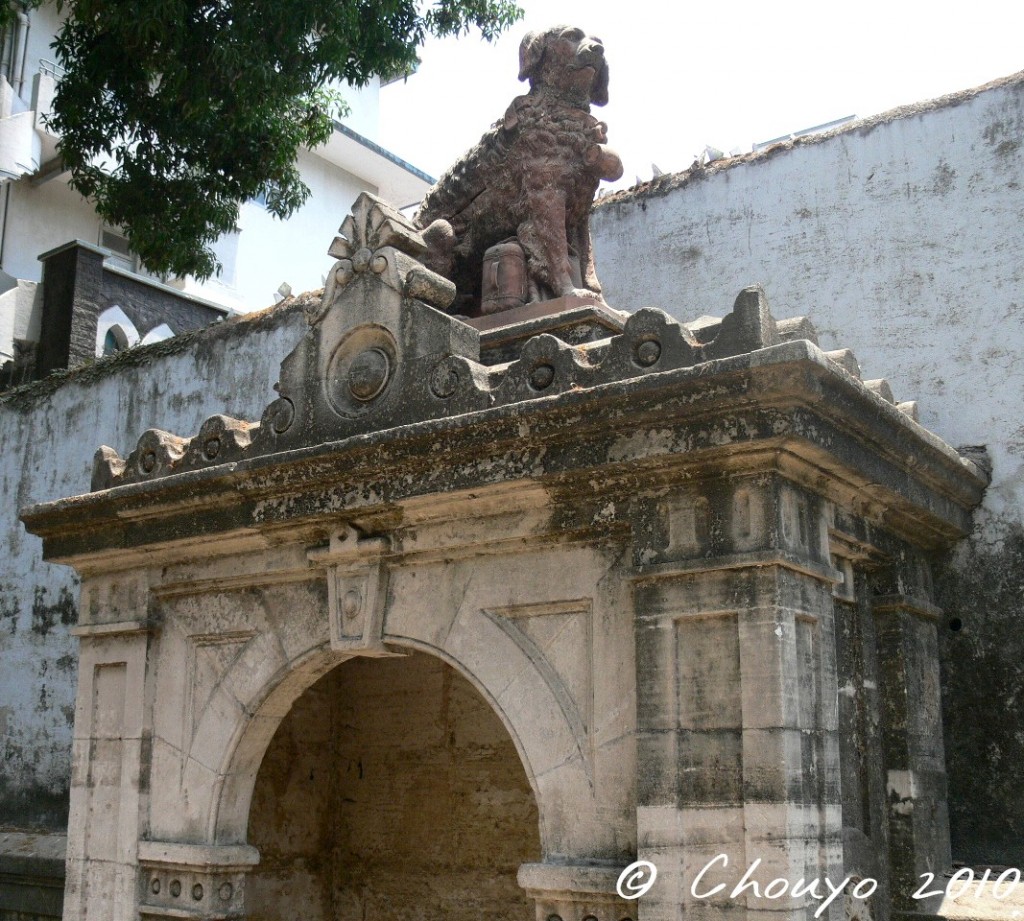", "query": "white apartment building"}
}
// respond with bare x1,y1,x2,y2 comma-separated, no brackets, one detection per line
0,2,432,368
